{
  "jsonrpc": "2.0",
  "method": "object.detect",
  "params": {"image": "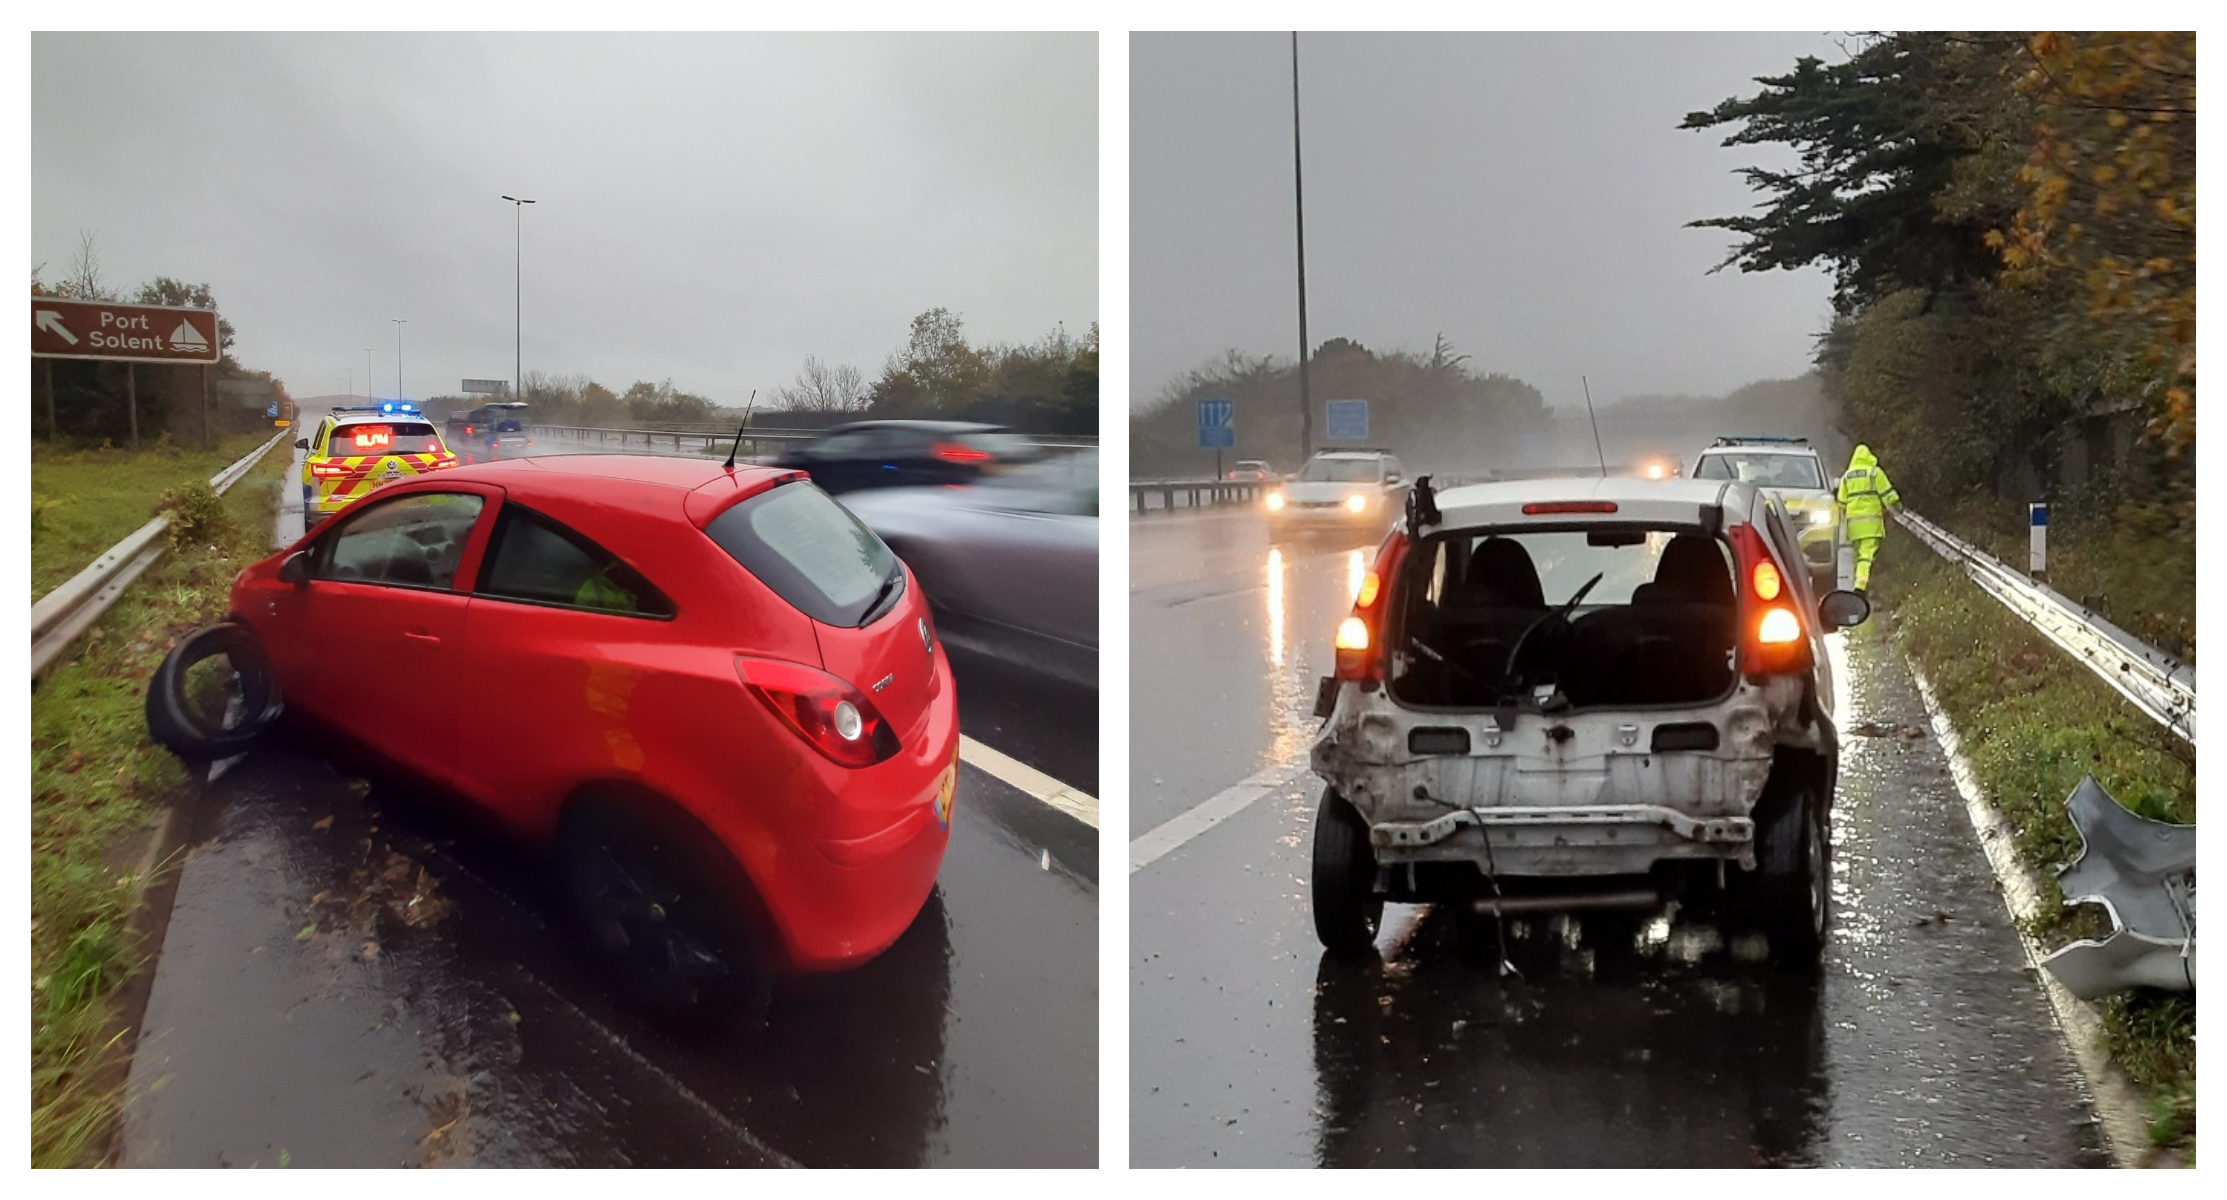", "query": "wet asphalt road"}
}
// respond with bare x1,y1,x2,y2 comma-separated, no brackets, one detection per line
116,445,1096,1167
1129,507,2108,1167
